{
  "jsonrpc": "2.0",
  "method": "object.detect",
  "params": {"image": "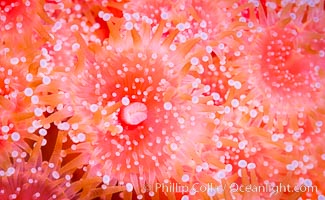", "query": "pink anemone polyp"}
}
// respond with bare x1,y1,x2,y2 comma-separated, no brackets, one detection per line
224,1,325,132
69,16,216,196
